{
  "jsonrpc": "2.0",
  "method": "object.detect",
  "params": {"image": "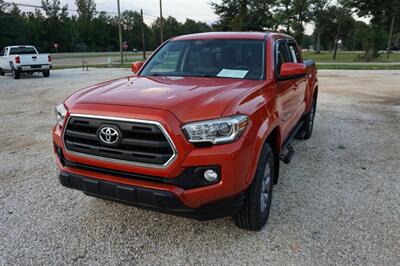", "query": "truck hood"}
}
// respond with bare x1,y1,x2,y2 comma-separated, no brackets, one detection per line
66,75,262,123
